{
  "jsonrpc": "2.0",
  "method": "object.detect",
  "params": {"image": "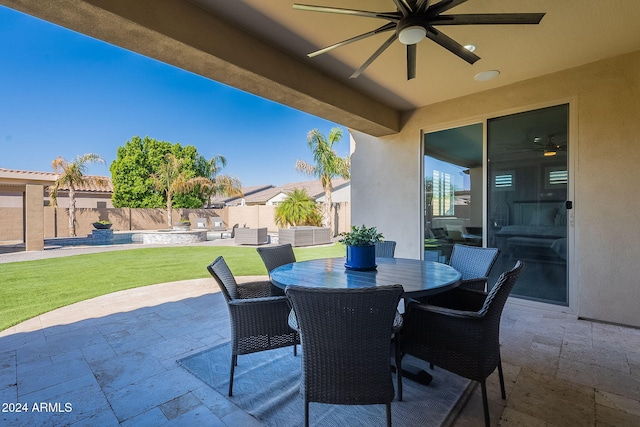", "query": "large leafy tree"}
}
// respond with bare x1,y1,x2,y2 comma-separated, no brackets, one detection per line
49,153,107,237
275,189,322,227
110,136,207,208
295,128,350,235
151,153,209,227
200,155,243,207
